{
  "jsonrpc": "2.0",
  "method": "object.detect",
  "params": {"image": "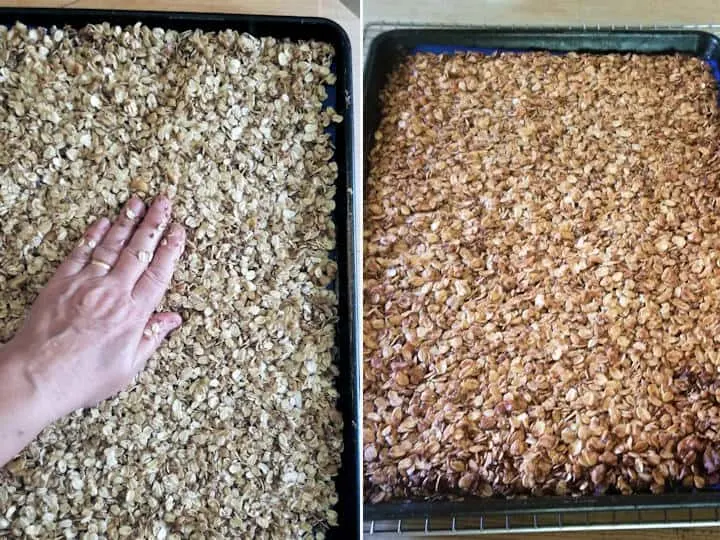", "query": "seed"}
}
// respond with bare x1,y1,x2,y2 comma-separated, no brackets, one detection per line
130,178,149,193
364,445,378,461
672,235,686,248
398,417,417,432
458,473,474,489
655,237,670,252
389,446,407,458
398,457,413,470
